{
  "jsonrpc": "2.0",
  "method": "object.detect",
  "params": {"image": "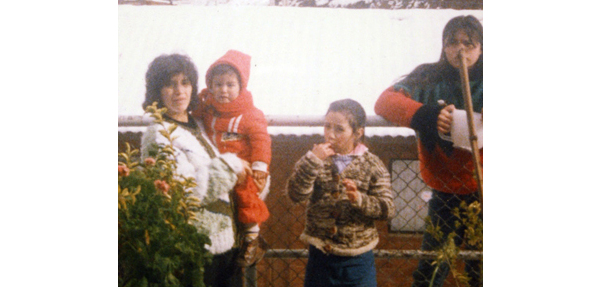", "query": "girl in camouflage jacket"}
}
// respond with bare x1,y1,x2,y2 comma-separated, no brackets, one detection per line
287,99,394,287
